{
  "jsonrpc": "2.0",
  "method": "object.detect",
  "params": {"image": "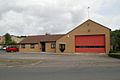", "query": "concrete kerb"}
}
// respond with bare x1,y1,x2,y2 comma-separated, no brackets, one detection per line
0,52,107,56
56,53,107,56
